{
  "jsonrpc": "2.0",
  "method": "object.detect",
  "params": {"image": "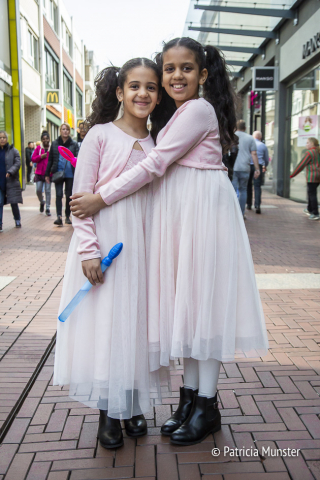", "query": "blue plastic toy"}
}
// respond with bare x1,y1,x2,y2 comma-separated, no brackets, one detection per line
58,242,123,323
